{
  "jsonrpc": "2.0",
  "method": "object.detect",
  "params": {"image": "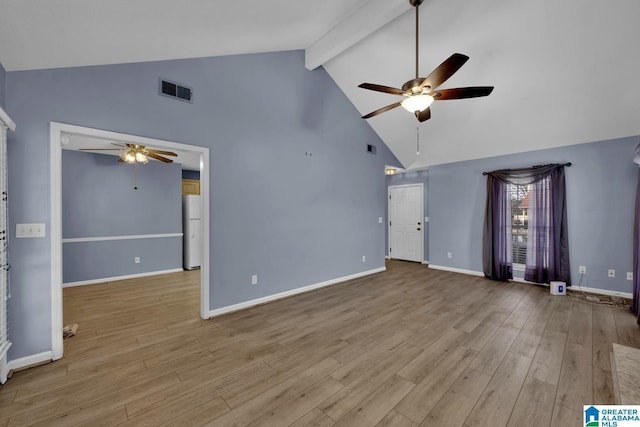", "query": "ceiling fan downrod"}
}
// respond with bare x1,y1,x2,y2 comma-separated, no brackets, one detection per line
409,0,423,80
410,0,424,81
